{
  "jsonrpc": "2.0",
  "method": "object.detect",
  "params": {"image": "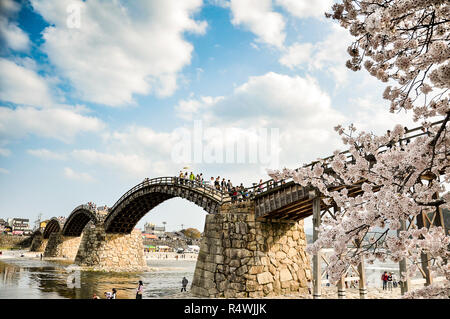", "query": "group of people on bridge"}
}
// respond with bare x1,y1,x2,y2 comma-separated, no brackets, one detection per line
177,171,287,203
